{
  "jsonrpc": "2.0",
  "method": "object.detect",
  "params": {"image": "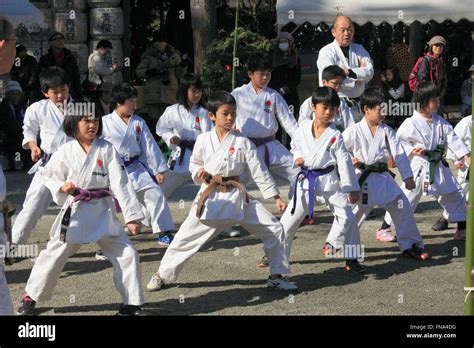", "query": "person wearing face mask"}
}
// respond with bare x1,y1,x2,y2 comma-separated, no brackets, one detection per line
269,31,301,138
